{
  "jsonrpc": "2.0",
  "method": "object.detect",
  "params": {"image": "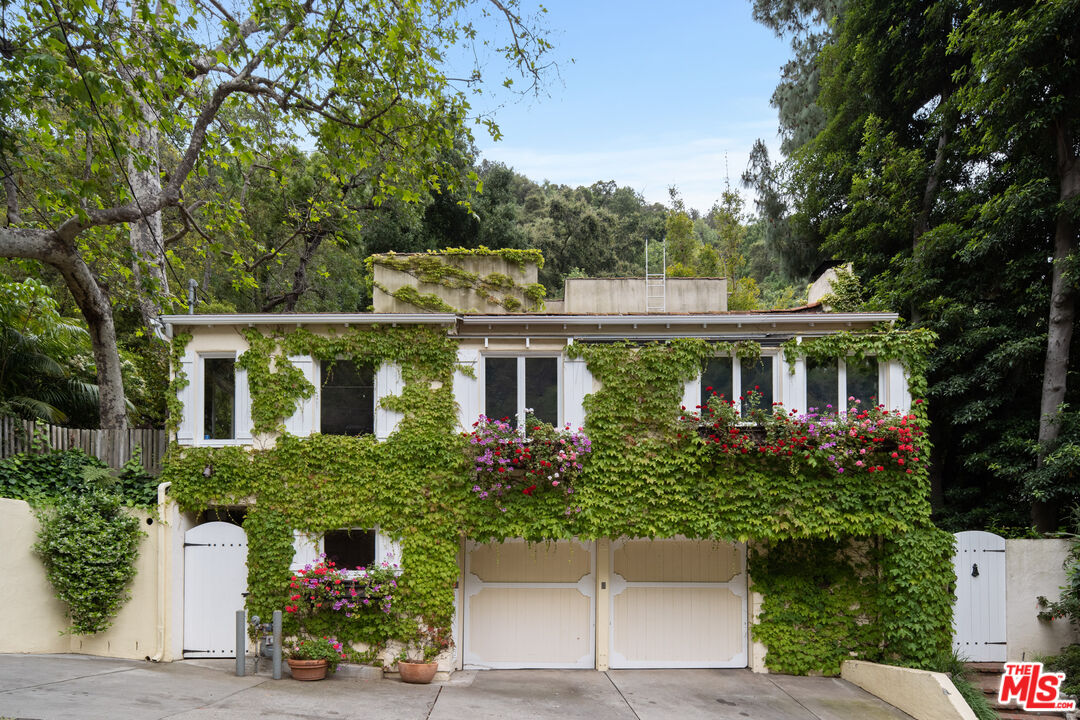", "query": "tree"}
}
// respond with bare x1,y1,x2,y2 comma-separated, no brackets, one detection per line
954,0,1080,530
0,0,553,428
0,277,98,424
